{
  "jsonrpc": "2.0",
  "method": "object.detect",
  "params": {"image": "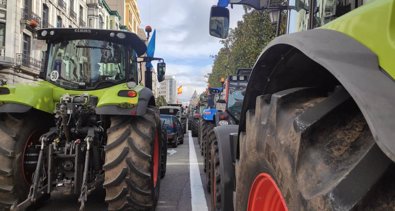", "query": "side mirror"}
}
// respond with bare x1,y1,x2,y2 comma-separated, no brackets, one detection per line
209,6,229,39
157,62,166,82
